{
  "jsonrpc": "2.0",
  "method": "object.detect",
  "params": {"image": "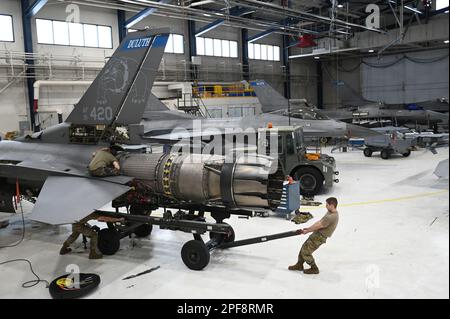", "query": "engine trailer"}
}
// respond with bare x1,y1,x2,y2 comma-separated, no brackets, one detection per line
94,209,303,271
